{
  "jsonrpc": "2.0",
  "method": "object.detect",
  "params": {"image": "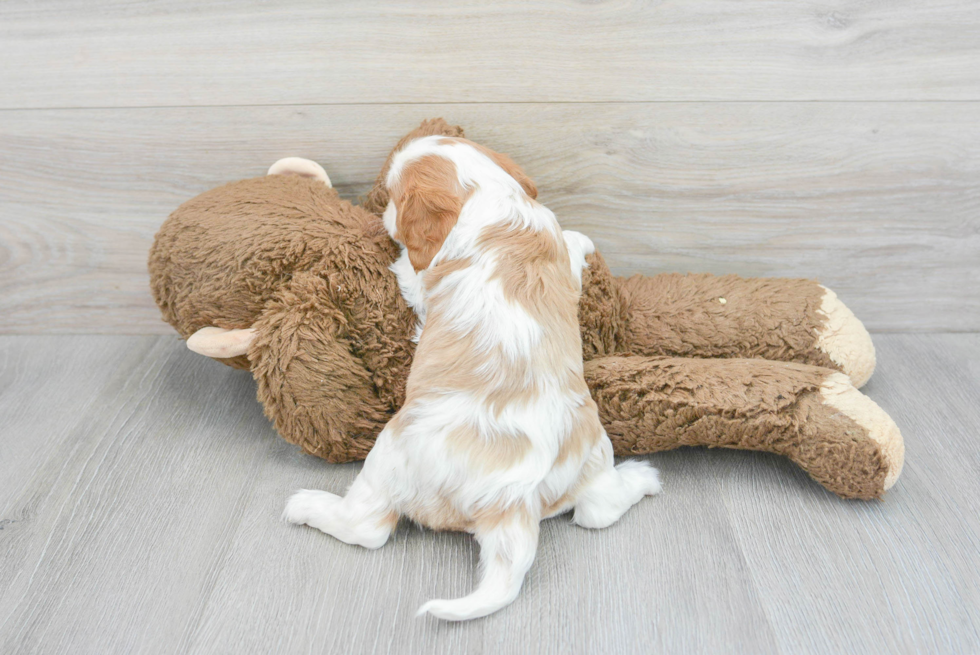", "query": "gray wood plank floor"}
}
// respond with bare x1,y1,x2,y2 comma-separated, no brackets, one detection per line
0,334,977,654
